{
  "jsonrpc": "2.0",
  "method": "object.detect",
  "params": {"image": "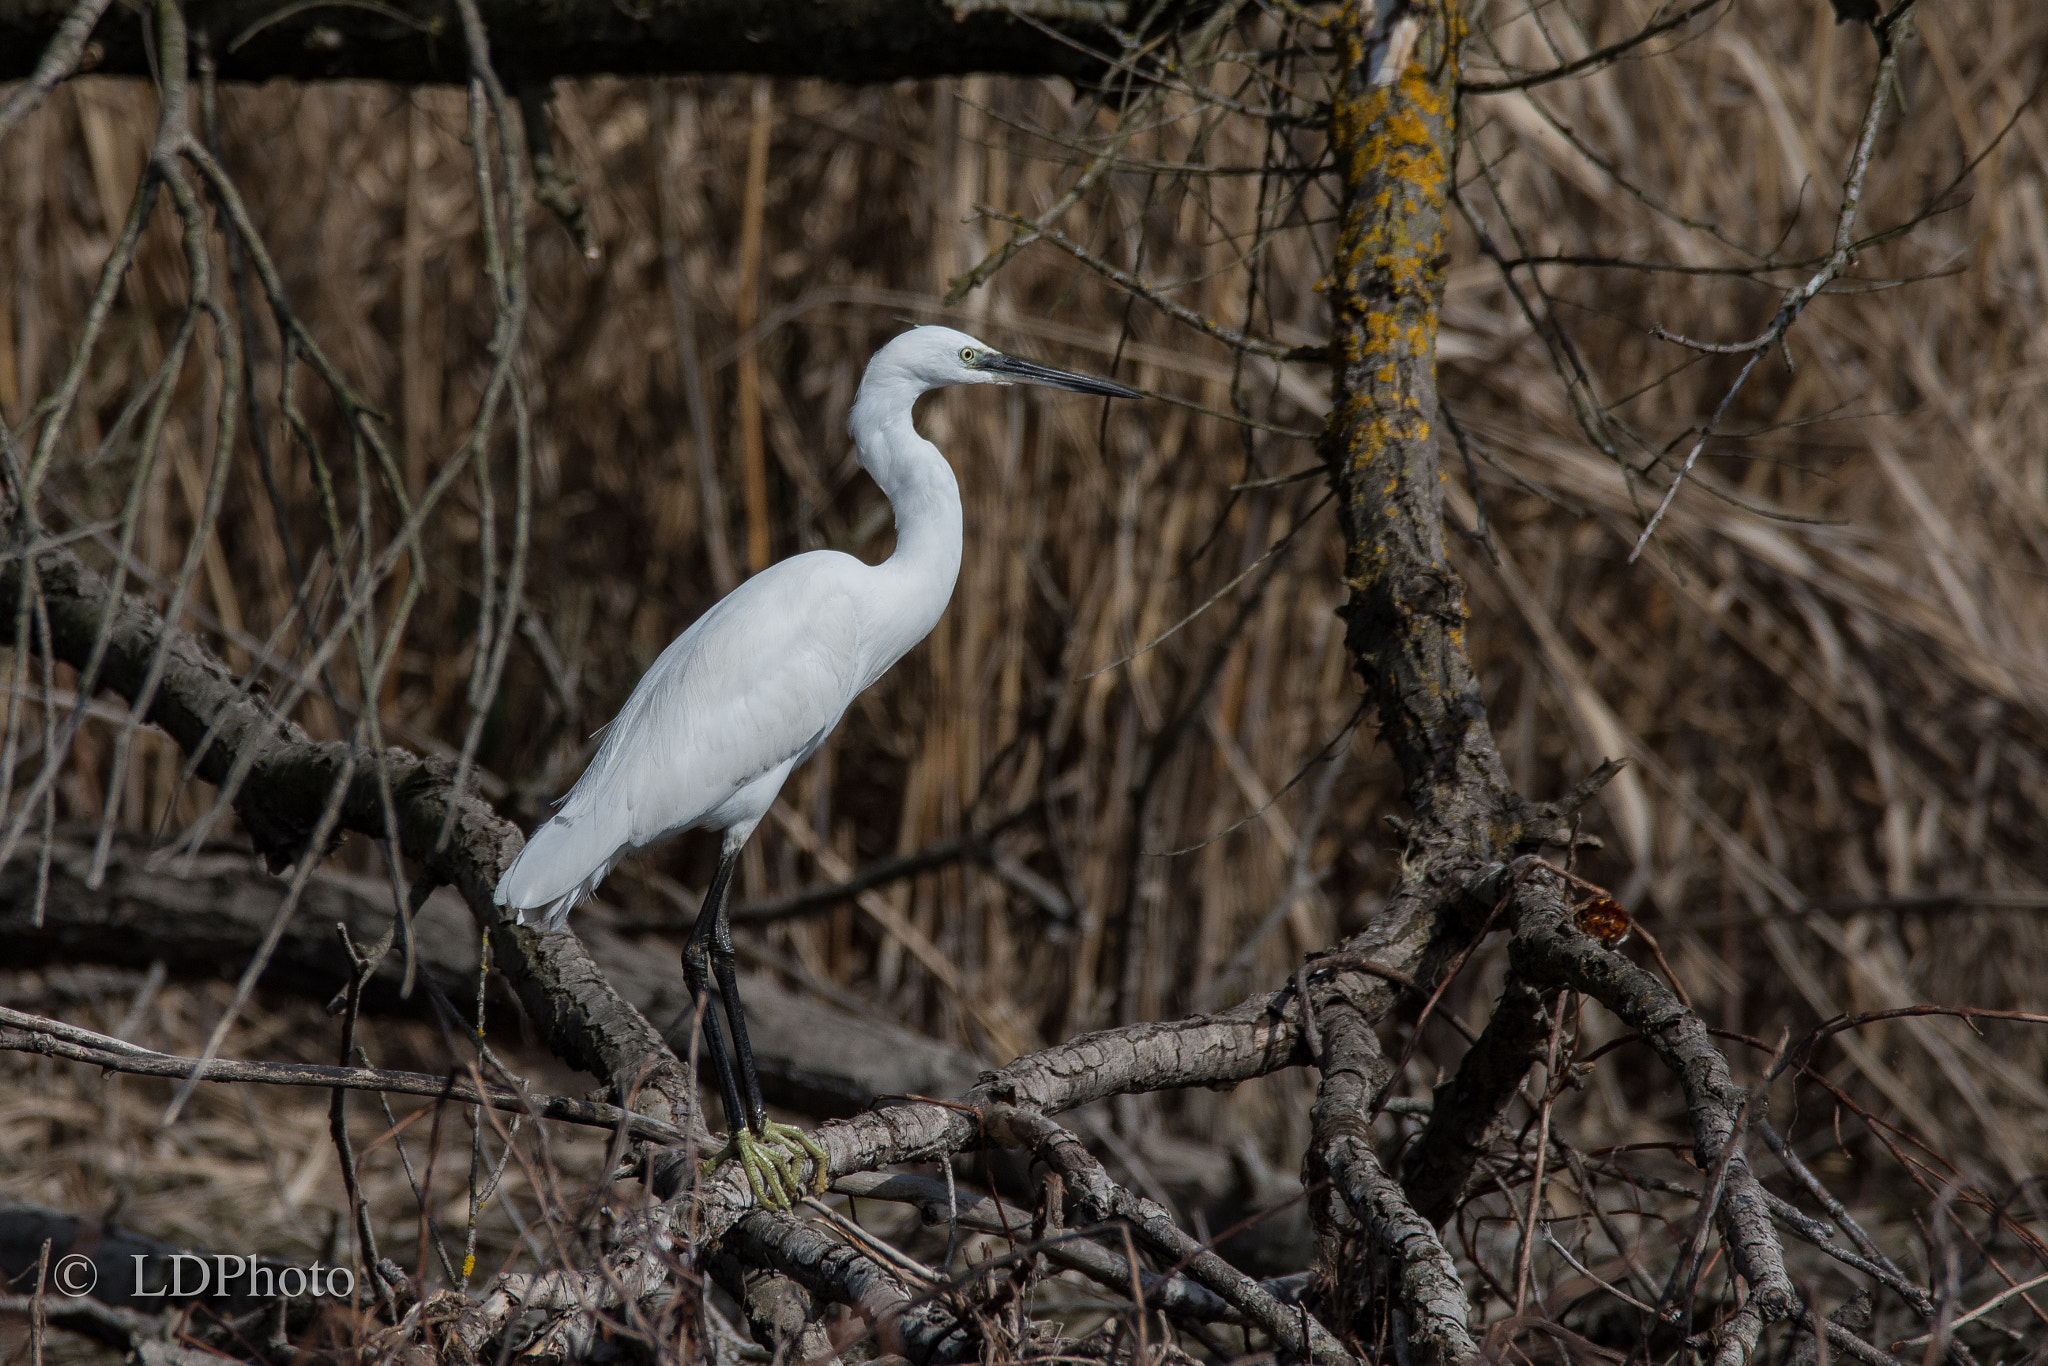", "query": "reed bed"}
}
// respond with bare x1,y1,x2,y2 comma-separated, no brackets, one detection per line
1,0,2045,1355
